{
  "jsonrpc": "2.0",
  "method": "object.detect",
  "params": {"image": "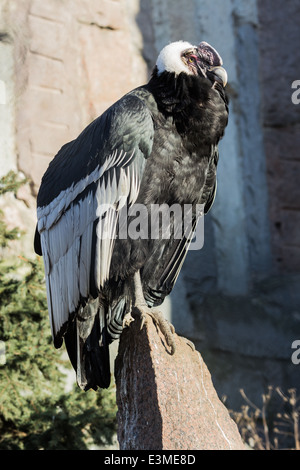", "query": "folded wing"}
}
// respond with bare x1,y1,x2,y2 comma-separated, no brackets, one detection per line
35,94,154,348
